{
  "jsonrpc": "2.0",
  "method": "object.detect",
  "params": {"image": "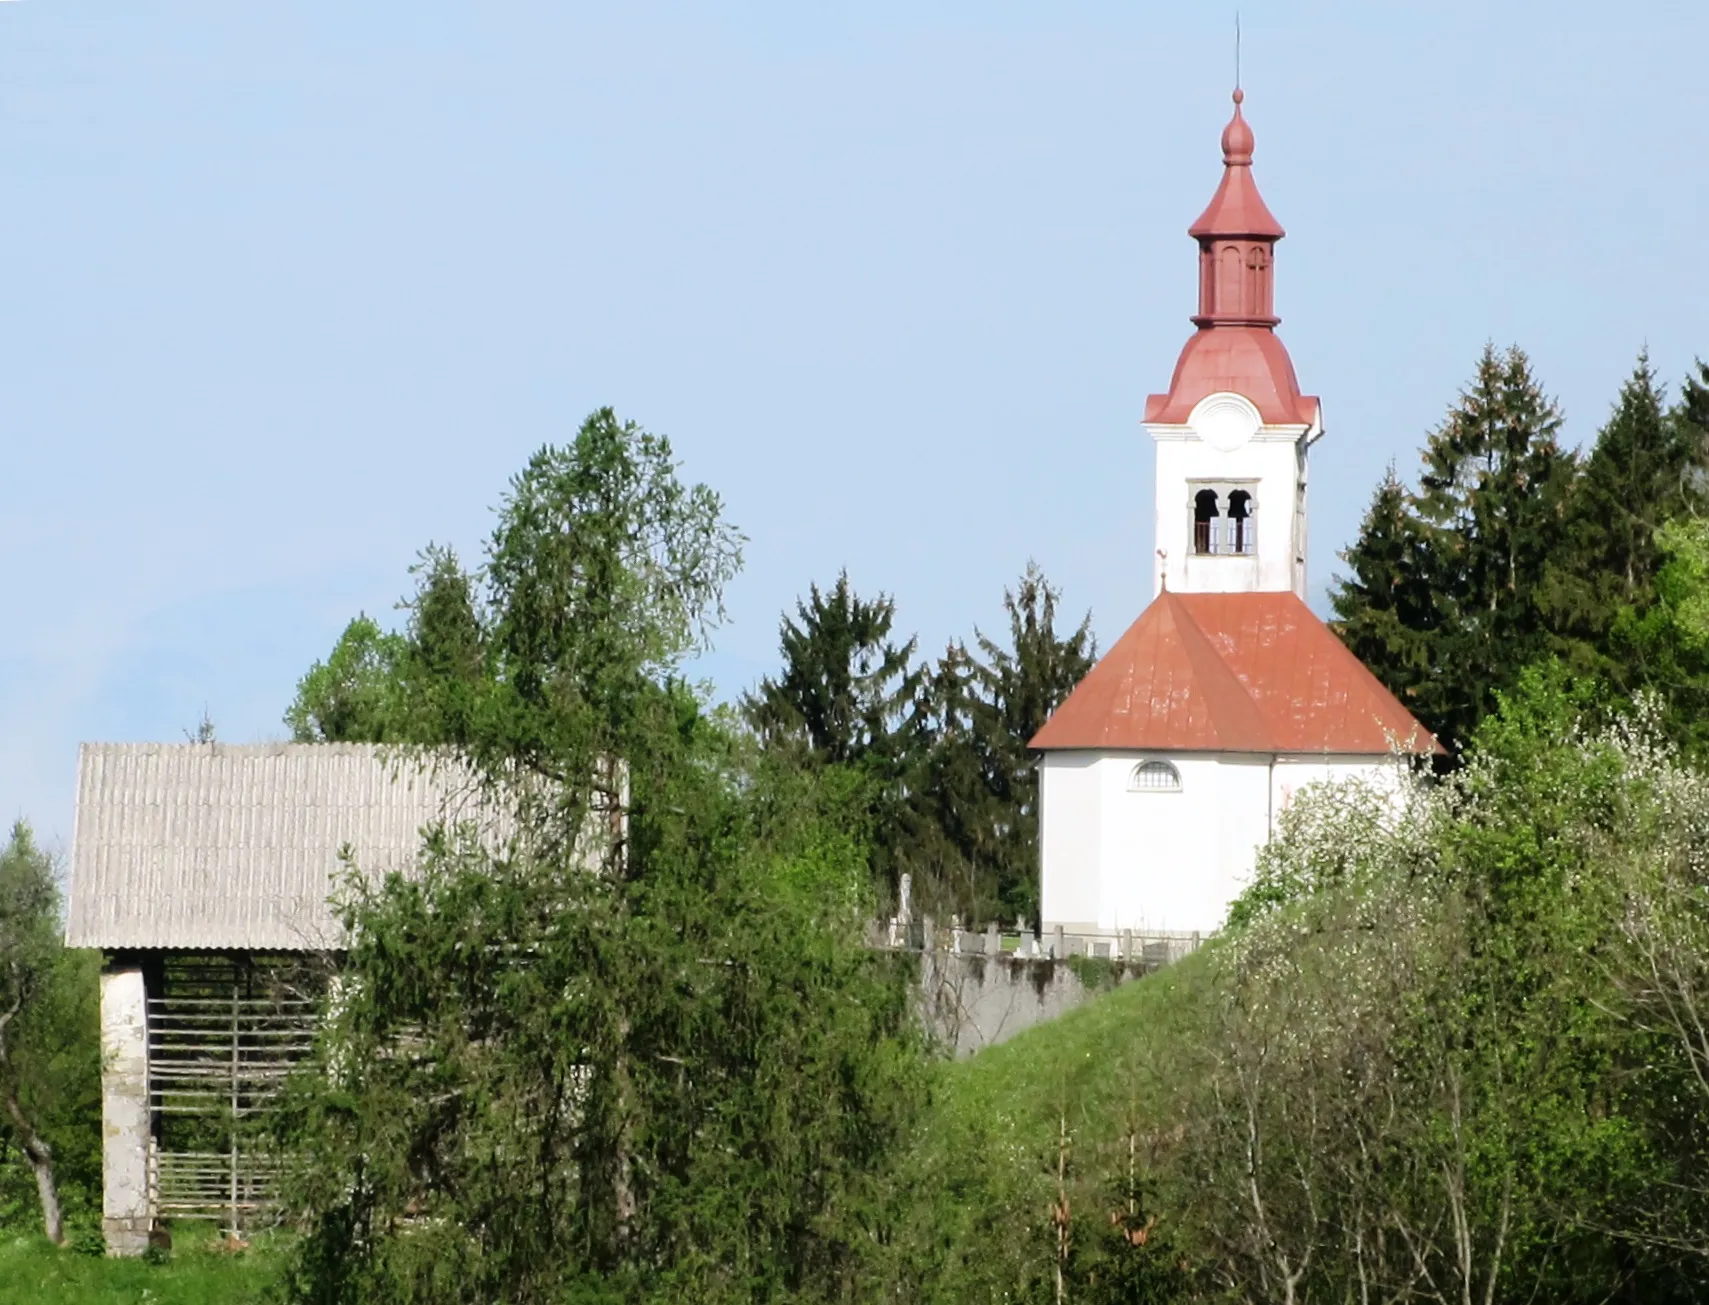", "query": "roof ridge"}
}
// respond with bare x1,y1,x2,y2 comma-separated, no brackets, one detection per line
1162,593,1275,751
